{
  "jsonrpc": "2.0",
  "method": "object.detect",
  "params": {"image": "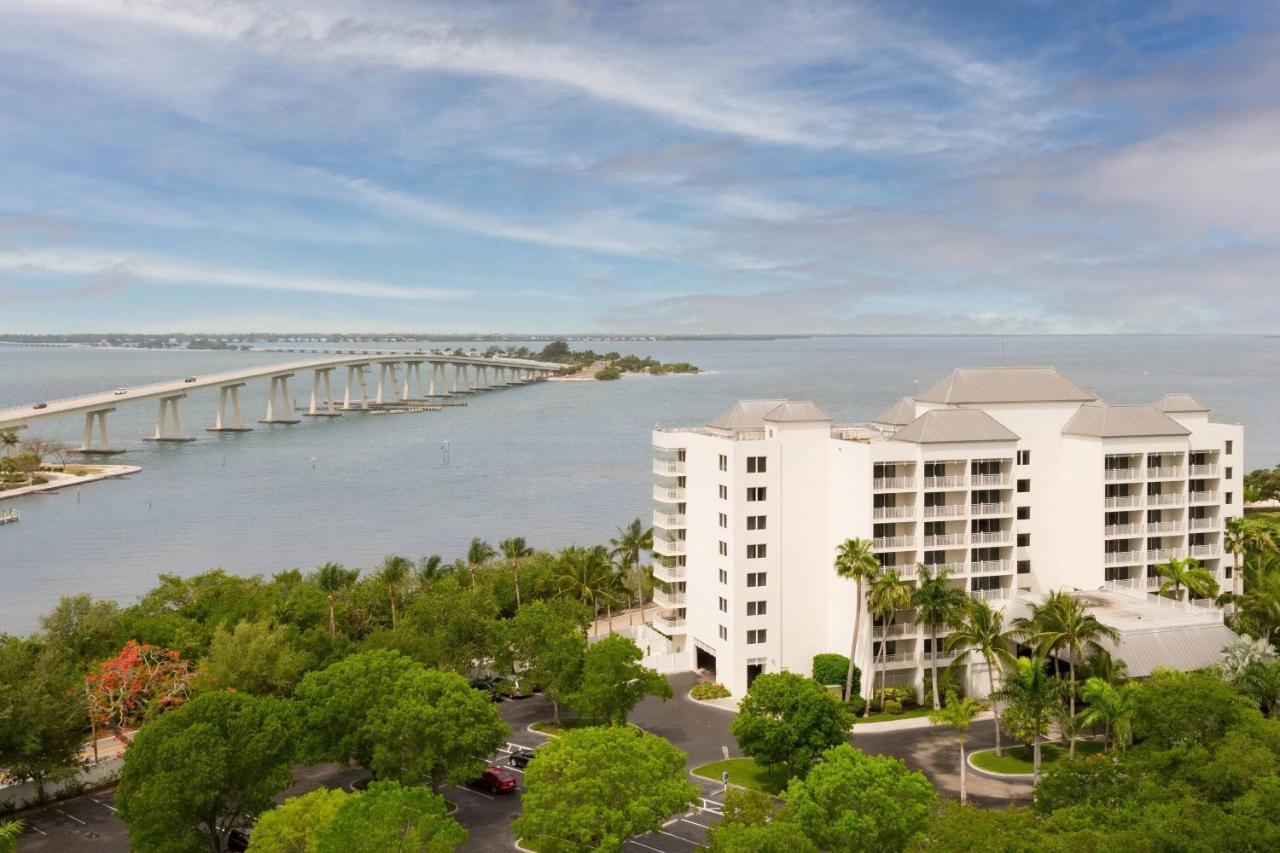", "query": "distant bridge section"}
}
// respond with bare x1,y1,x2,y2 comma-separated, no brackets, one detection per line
0,353,564,453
